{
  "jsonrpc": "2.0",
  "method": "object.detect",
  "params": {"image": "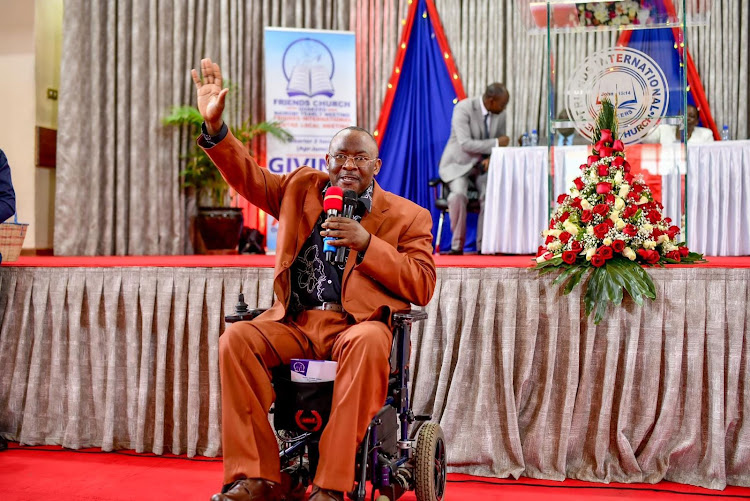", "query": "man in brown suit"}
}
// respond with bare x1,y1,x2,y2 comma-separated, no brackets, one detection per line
192,59,436,501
